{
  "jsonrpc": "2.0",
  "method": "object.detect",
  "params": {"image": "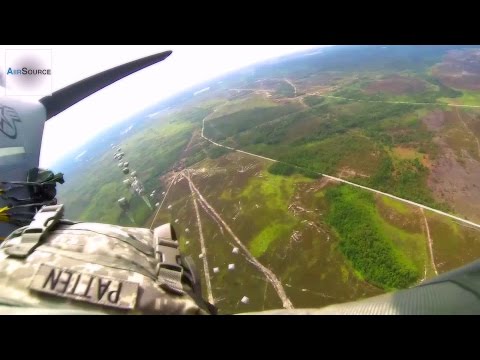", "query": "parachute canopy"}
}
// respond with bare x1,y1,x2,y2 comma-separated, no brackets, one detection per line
117,197,129,210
